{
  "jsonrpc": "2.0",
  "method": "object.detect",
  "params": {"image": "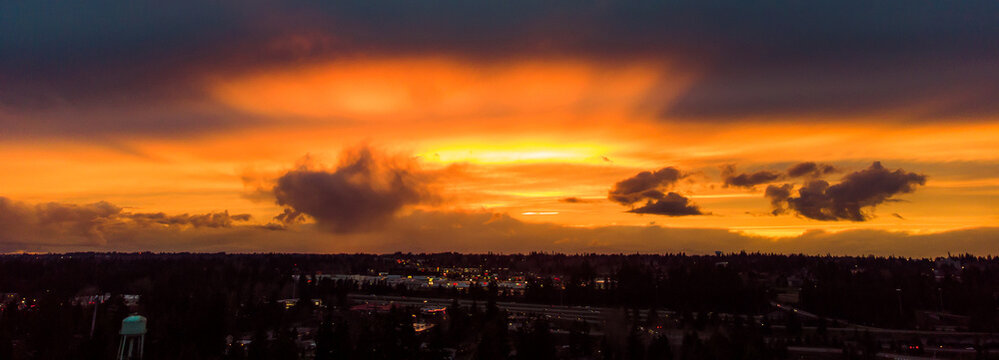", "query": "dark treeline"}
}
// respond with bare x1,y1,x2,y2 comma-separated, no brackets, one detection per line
0,252,996,359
